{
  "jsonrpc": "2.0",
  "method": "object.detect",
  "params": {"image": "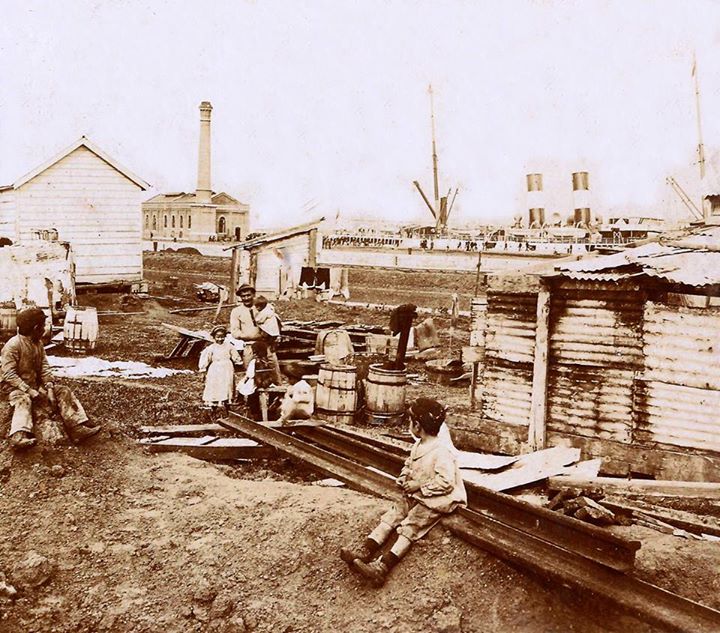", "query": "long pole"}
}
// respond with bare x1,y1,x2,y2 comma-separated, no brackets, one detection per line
429,85,440,224
693,54,706,182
